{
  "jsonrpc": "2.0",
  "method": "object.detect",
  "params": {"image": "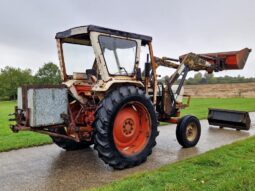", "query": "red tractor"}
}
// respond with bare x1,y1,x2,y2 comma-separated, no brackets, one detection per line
10,25,251,169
